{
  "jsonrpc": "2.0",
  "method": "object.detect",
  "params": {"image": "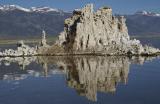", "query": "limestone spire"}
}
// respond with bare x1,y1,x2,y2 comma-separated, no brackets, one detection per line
54,4,160,55
41,30,47,47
